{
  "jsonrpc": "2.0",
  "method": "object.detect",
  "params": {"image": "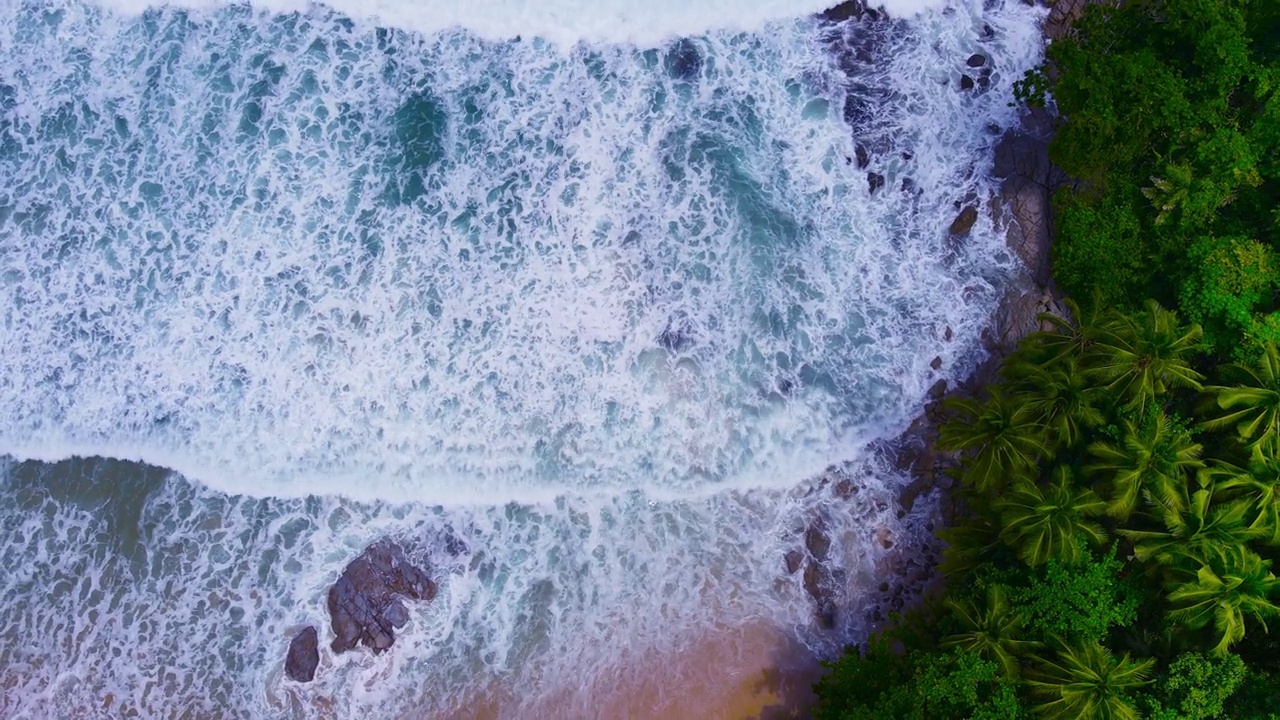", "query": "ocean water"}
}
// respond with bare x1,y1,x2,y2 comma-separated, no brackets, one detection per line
0,0,1045,716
